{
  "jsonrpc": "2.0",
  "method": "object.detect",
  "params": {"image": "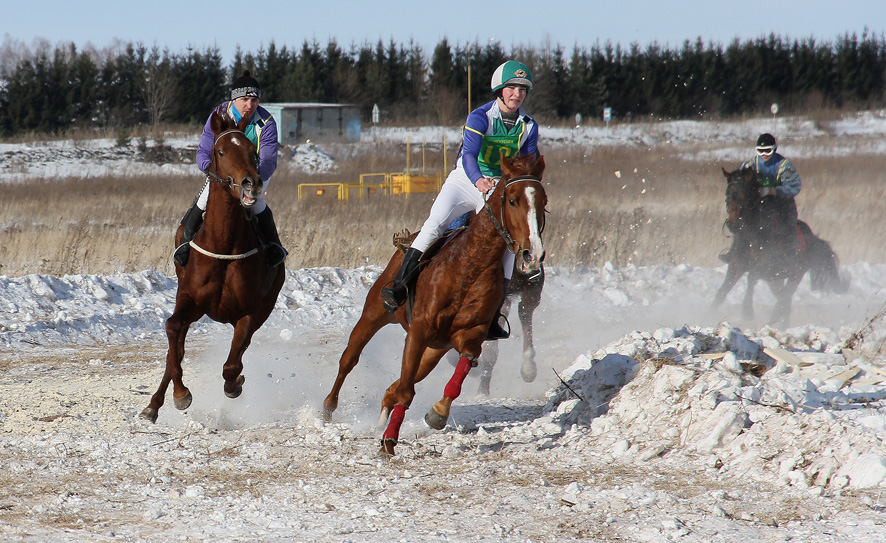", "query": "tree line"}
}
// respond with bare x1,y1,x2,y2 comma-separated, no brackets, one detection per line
1,30,884,137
